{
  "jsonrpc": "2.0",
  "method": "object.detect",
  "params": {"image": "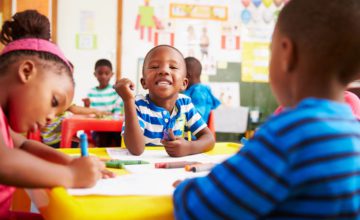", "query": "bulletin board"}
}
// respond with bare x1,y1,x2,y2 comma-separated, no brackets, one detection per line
122,0,287,125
